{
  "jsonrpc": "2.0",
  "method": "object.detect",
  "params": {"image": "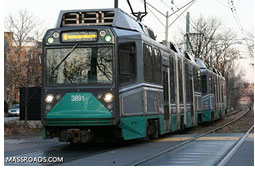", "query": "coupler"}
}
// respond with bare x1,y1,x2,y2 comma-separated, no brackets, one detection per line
59,129,92,143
